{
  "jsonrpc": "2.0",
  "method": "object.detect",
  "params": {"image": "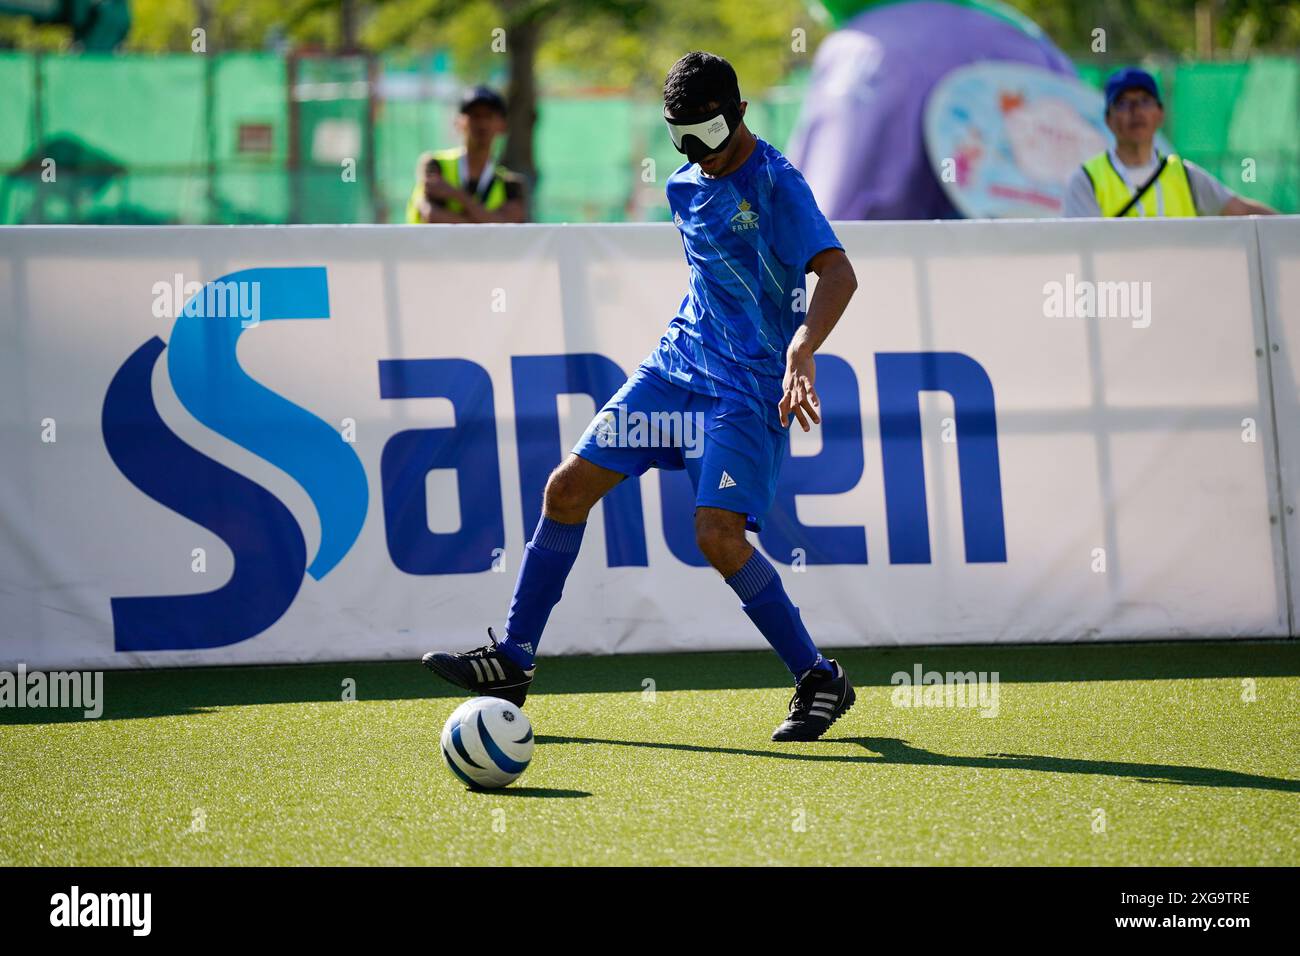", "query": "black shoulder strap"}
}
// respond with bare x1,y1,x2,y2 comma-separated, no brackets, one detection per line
1111,156,1168,218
